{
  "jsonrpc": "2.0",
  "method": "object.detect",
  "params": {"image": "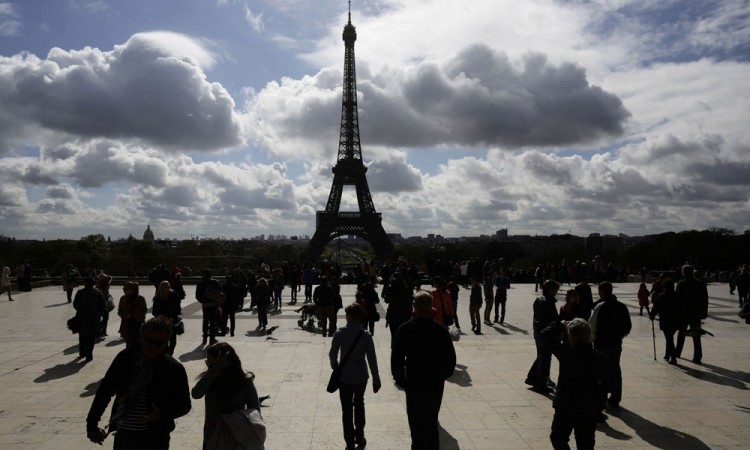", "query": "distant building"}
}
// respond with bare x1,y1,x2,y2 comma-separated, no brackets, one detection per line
143,223,154,241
